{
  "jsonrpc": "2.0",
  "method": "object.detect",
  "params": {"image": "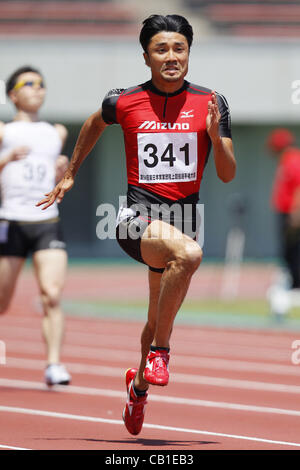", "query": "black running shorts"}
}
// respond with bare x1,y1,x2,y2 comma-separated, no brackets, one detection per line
116,214,165,273
0,217,66,258
116,214,199,274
